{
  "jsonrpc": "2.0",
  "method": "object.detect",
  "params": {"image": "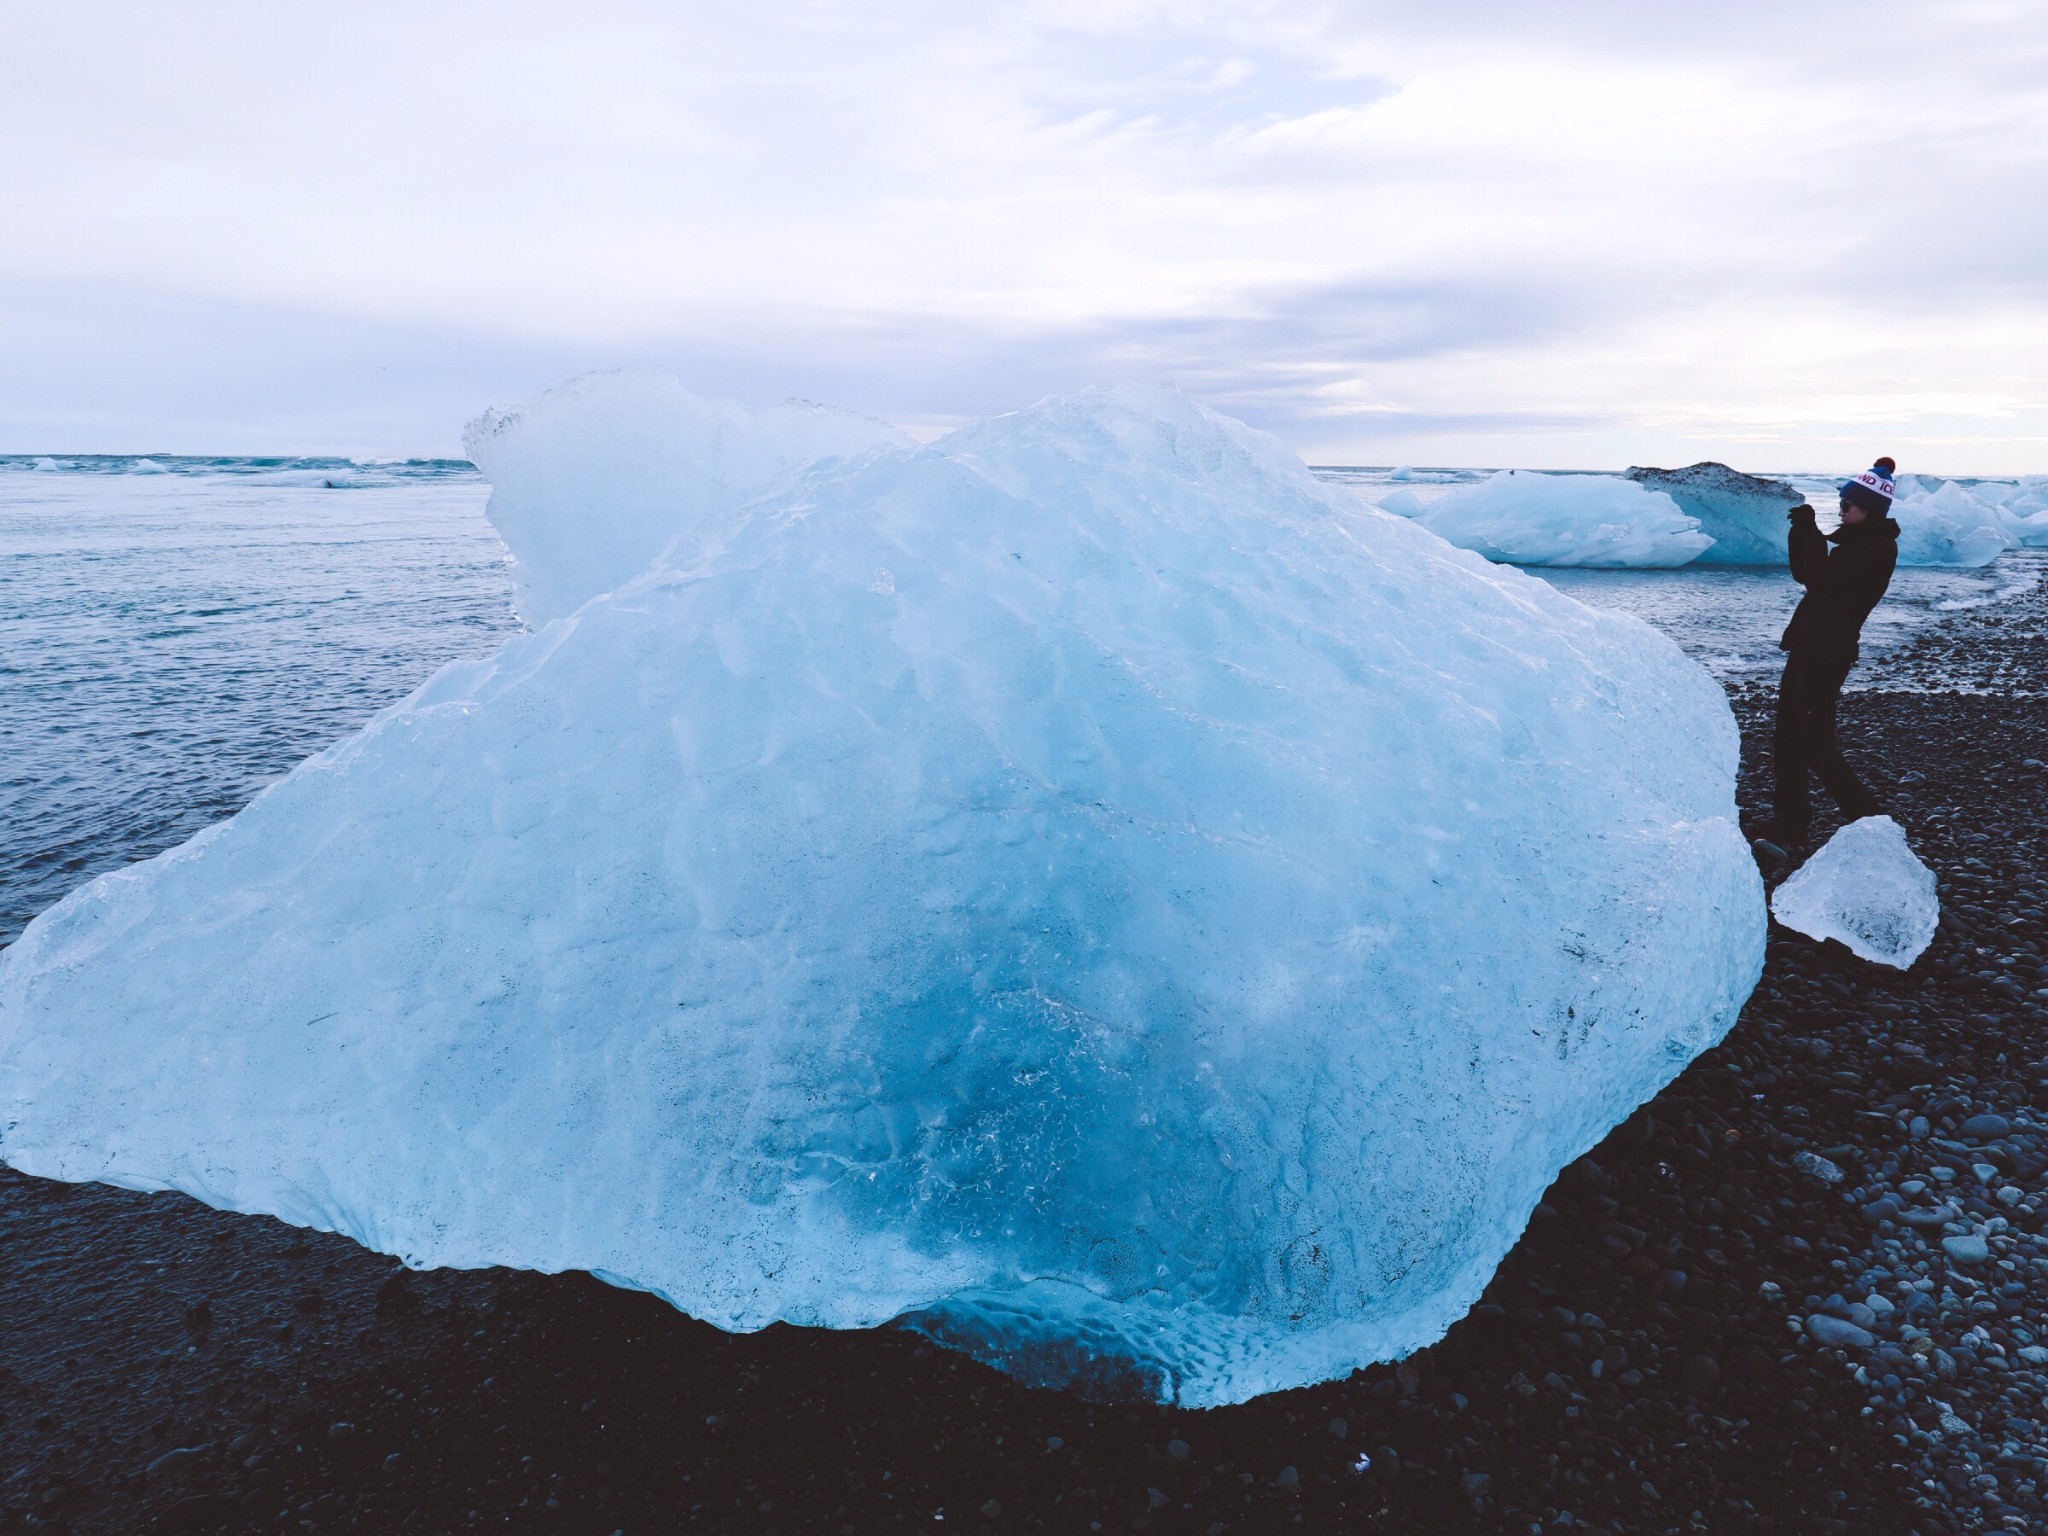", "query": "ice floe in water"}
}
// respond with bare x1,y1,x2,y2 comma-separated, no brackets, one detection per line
0,378,1765,1406
1890,481,2015,568
1984,477,2048,546
1419,469,1713,567
1625,462,1803,566
1771,816,1939,969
